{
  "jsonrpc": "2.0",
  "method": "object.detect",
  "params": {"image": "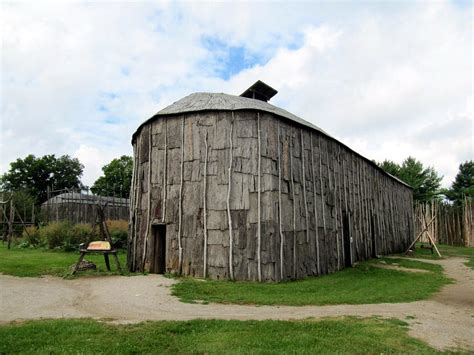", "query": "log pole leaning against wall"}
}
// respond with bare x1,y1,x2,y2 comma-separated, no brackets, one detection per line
132,134,142,271
227,113,235,280
257,112,262,282
290,127,297,279
331,147,341,268
162,119,167,224
203,131,209,278
310,133,321,275
128,144,137,270
301,129,310,244
277,120,285,280
177,115,185,274
142,126,153,270
318,137,326,235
